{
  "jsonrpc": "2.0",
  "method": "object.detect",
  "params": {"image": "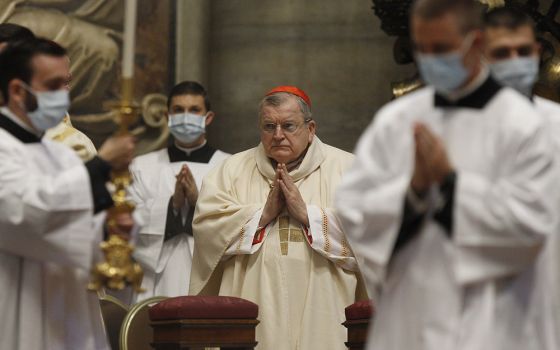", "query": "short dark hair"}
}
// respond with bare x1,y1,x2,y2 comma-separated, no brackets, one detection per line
411,0,484,33
483,7,535,35
167,80,211,111
0,38,67,102
0,23,34,44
